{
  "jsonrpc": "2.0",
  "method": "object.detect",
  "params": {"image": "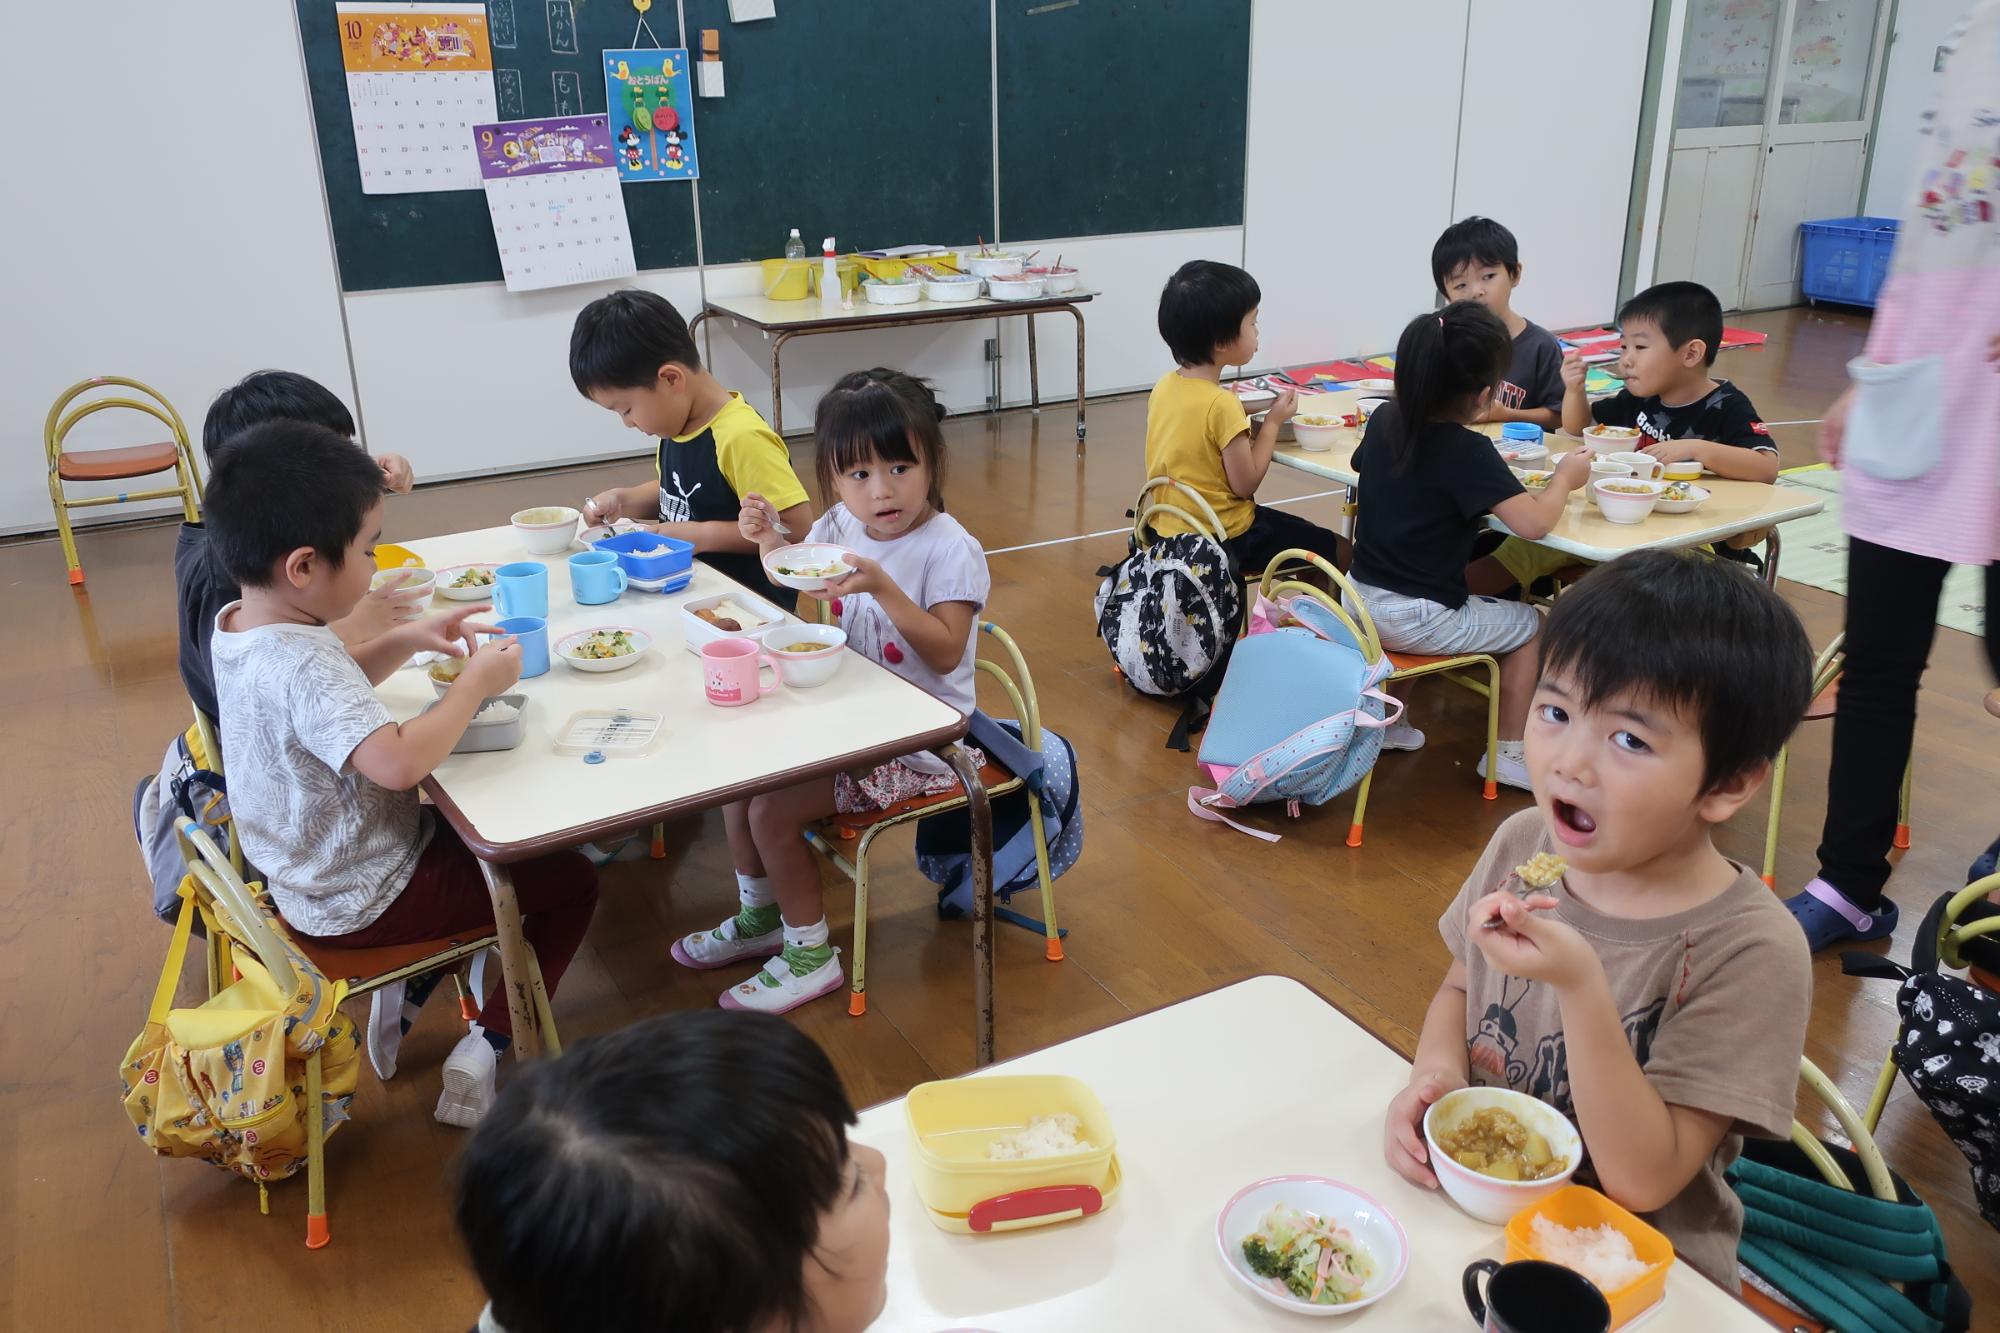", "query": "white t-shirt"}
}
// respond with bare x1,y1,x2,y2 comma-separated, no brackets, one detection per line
808,505,990,774
210,609,432,935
